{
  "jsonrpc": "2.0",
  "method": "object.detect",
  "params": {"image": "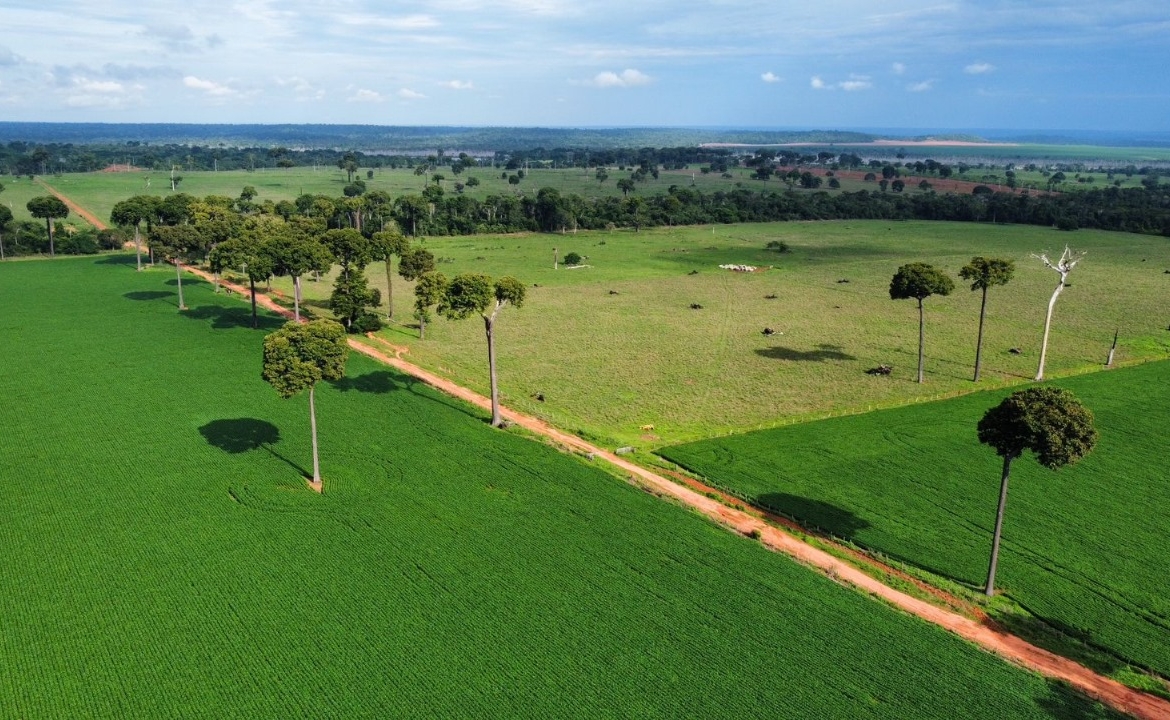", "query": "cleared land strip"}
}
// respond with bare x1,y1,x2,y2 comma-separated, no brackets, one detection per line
177,262,1170,720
